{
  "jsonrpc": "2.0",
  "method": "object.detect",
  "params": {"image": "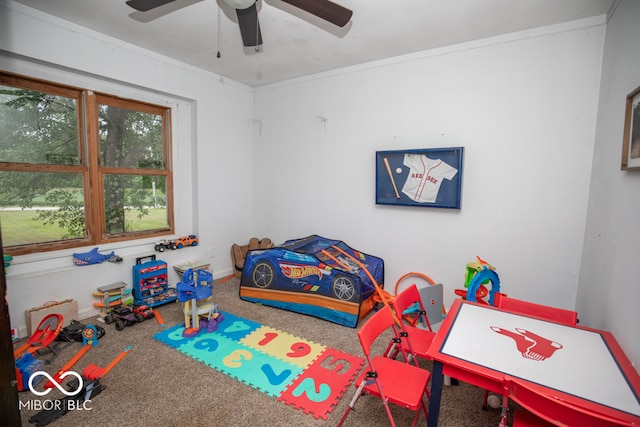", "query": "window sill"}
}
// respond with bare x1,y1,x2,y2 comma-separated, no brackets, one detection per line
5,236,177,279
